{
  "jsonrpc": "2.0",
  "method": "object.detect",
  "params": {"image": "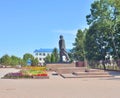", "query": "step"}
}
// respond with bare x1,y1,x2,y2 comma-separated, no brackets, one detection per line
88,69,105,72
60,74,113,78
46,63,75,70
56,67,86,74
73,72,109,75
